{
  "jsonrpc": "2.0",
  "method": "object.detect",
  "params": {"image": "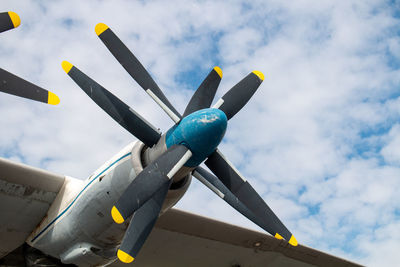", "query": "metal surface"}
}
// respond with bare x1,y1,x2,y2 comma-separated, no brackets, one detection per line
205,149,294,242
64,64,161,147
183,67,222,117
26,144,137,266
0,158,65,193
0,158,65,259
96,24,181,121
110,209,363,267
24,141,192,266
0,68,60,105
0,147,363,267
114,145,191,222
217,71,263,120
165,108,227,167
